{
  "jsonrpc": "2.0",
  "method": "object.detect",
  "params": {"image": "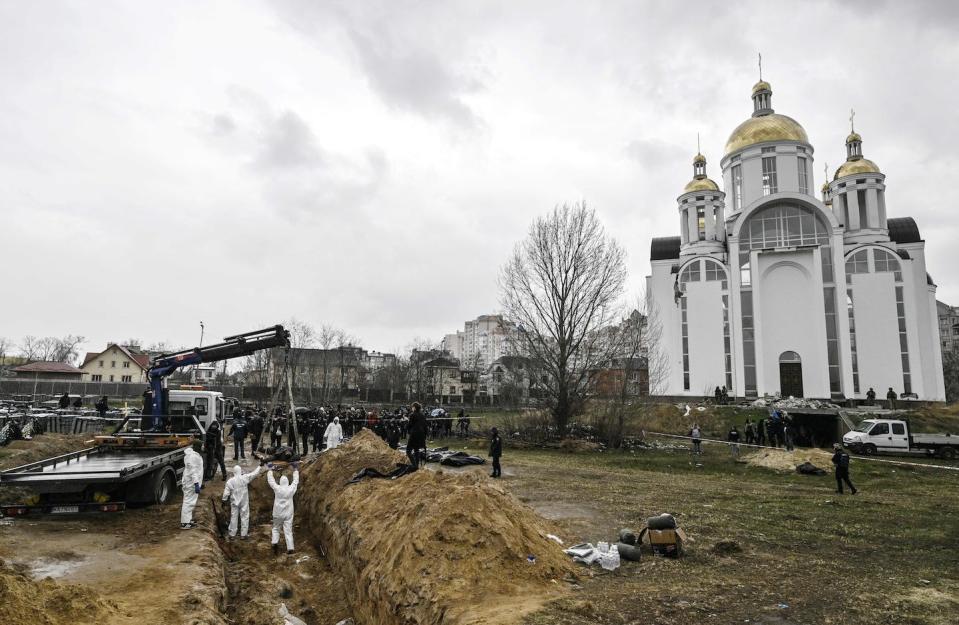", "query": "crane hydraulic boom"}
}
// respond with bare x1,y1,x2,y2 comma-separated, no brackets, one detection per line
147,325,289,428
